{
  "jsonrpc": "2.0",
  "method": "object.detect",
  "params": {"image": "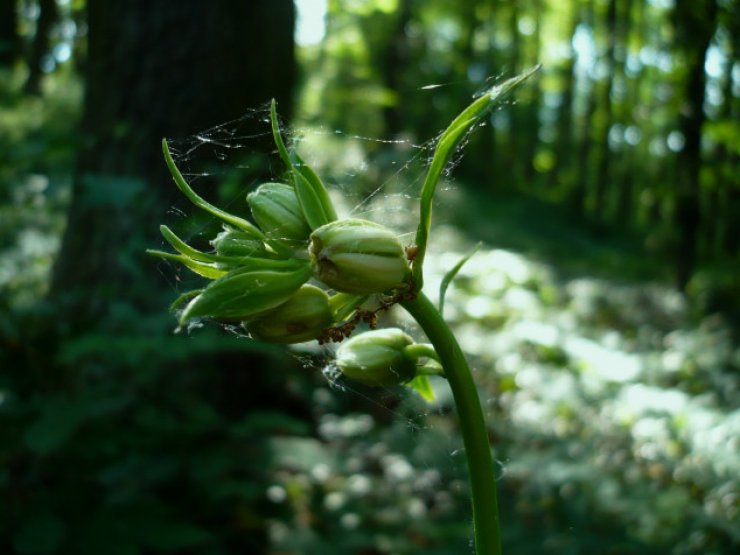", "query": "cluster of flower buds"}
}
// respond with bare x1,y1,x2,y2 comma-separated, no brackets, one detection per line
149,101,440,394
